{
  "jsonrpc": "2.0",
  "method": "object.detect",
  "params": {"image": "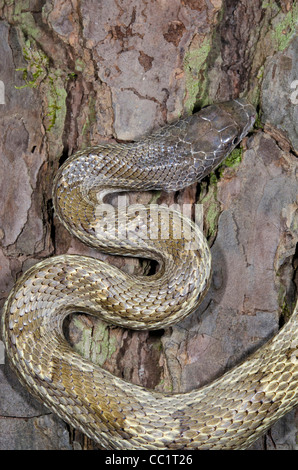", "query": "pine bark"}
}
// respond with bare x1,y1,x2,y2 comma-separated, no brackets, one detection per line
0,0,297,450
